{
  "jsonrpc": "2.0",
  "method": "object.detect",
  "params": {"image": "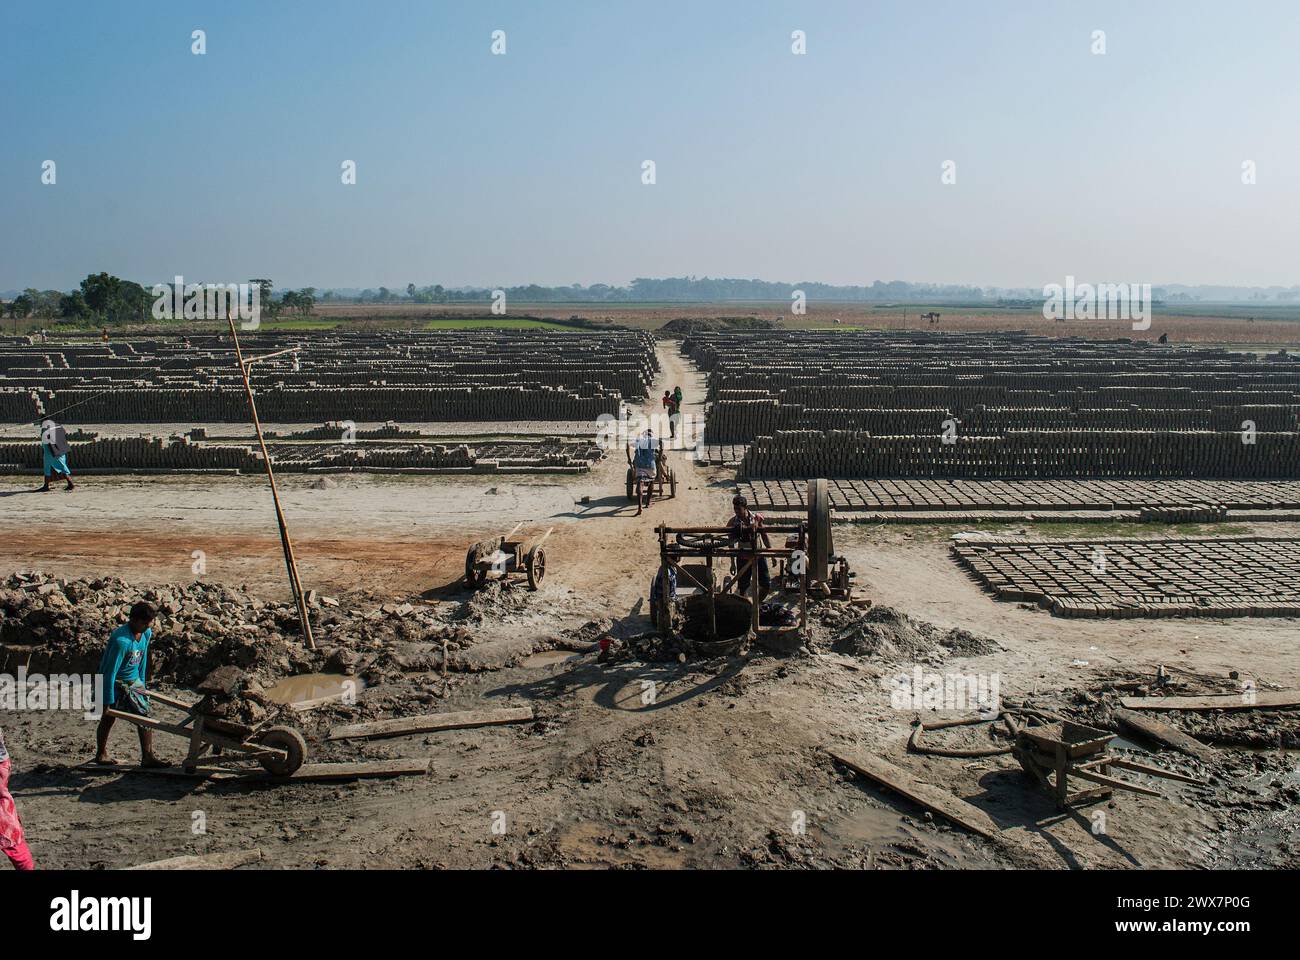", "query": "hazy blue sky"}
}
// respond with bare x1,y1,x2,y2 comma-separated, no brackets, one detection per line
2,0,1297,290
